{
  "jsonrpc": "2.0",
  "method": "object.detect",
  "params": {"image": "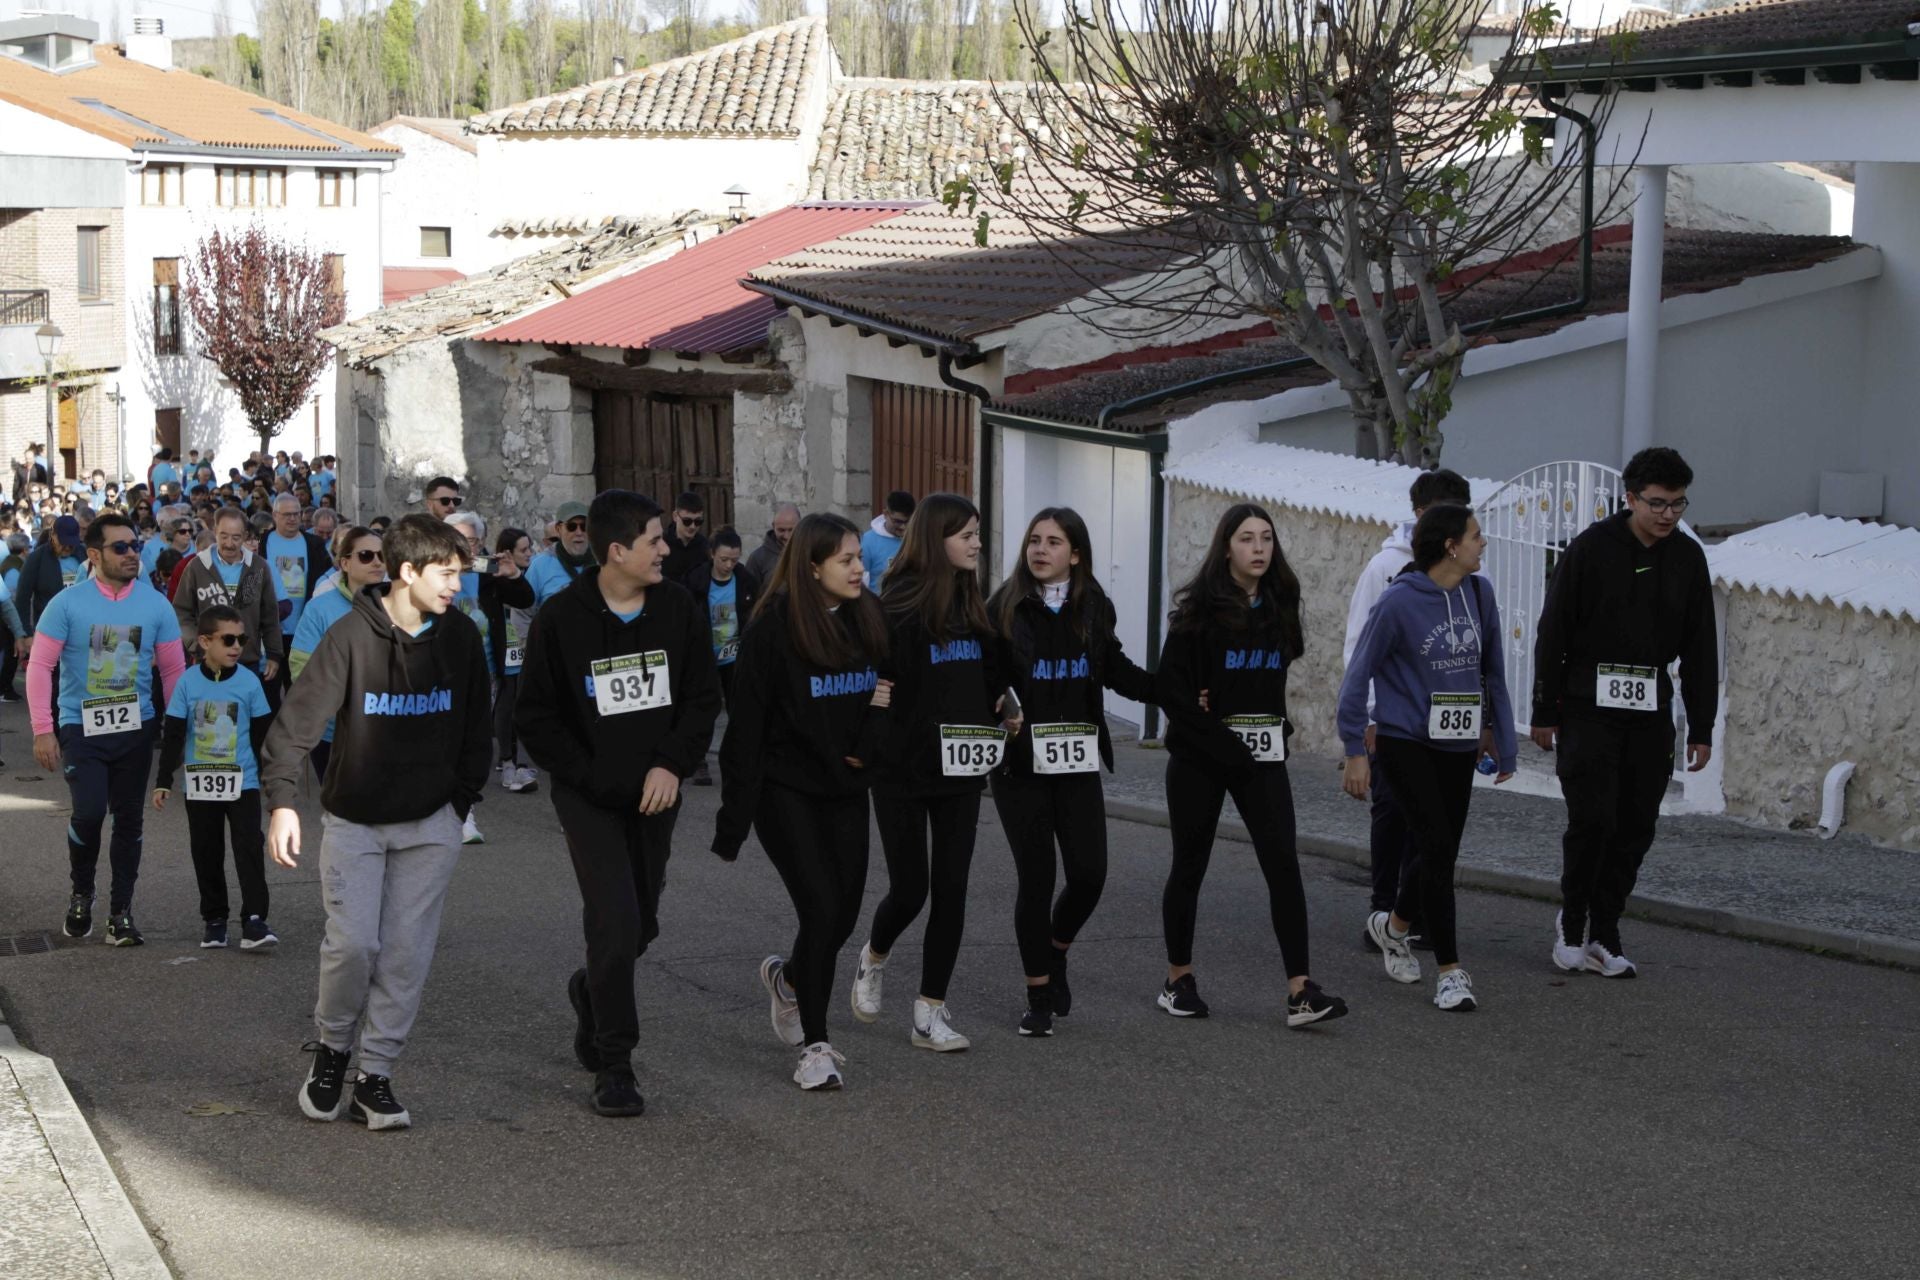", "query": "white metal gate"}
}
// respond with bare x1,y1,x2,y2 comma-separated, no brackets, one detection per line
1476,459,1625,734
